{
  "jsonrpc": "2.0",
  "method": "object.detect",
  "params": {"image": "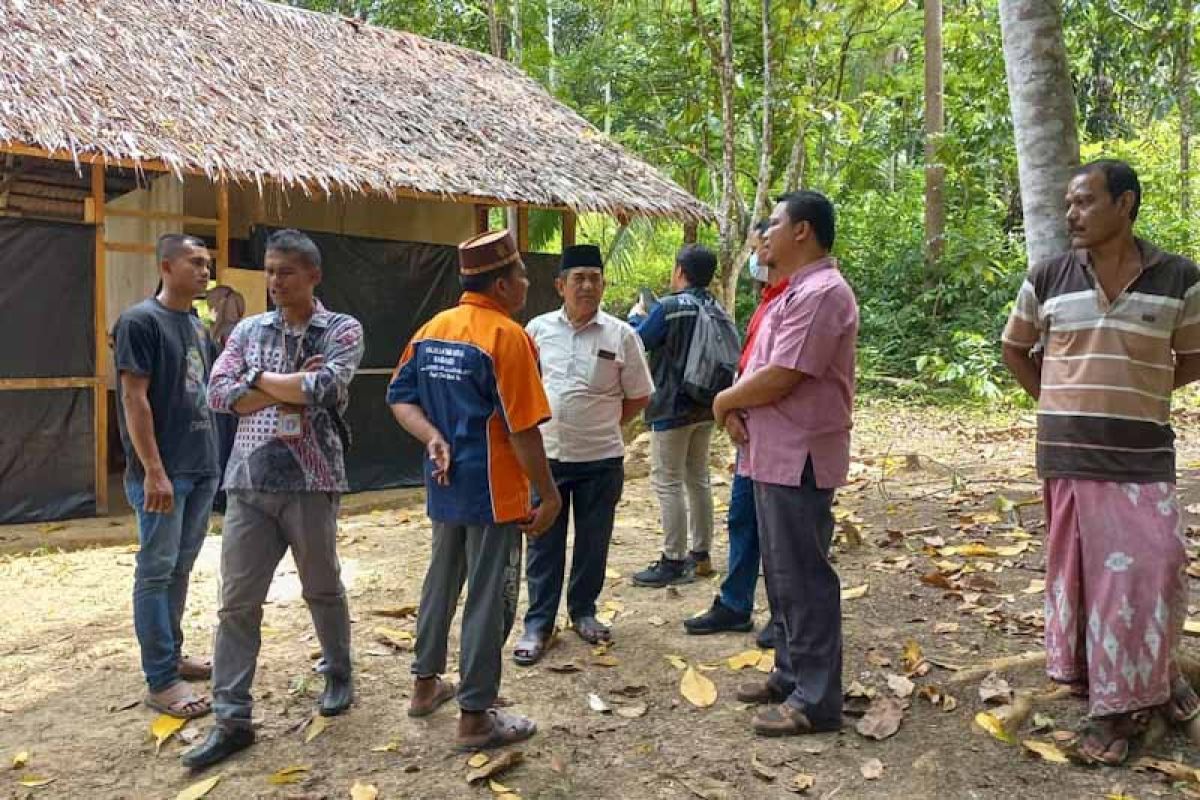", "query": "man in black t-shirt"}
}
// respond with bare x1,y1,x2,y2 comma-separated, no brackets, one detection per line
113,234,220,719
